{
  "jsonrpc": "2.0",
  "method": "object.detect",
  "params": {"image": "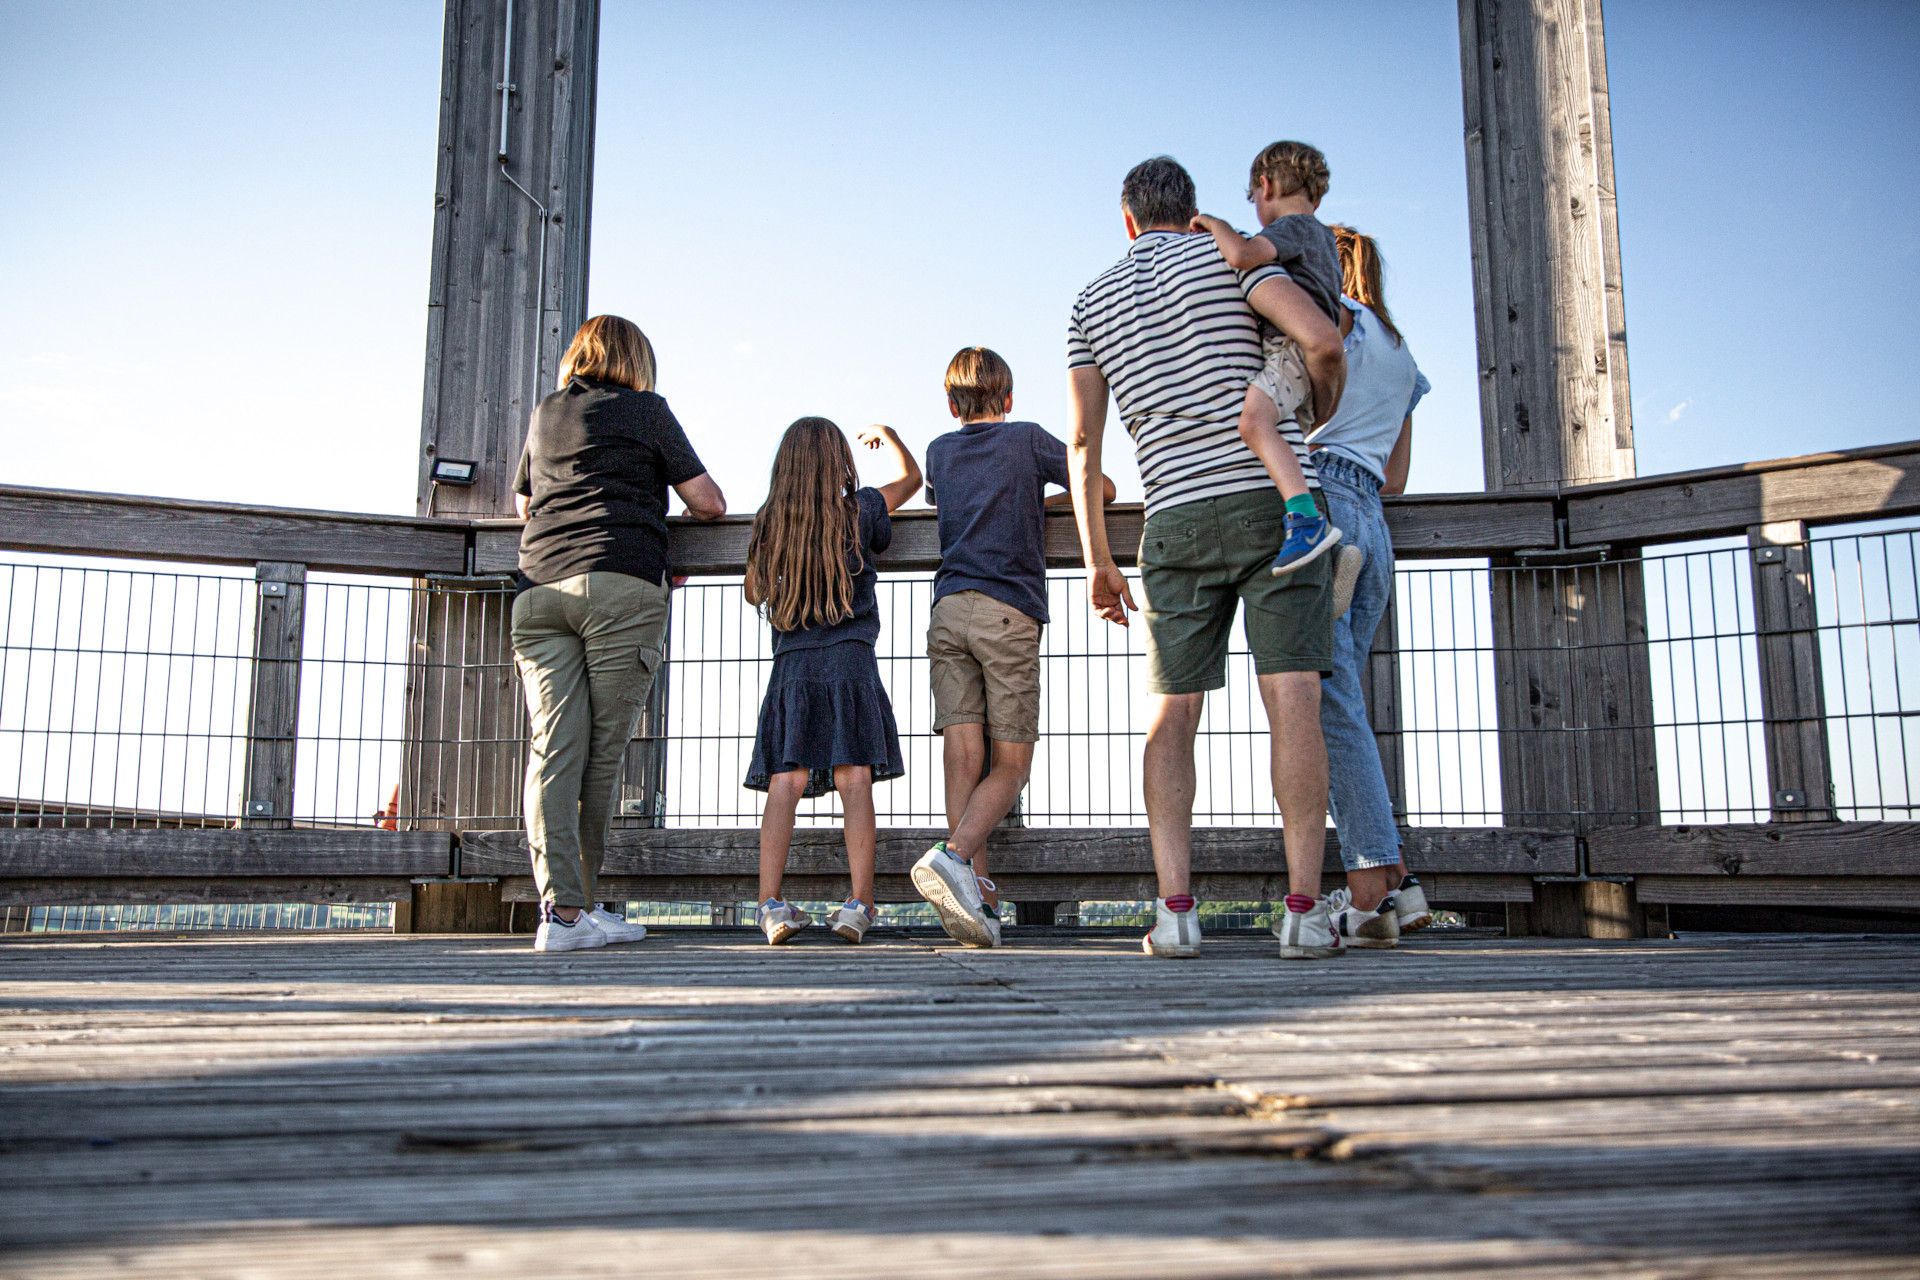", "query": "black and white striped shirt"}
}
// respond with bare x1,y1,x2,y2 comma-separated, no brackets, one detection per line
1068,230,1314,517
